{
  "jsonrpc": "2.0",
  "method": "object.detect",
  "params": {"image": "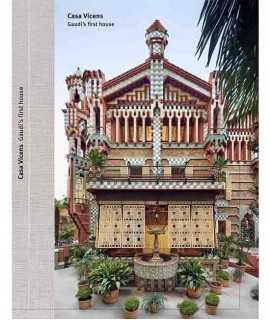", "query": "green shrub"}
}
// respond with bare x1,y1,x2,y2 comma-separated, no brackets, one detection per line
217,235,234,260
75,287,92,301
70,244,106,281
232,237,252,266
205,293,219,306
177,300,198,316
178,259,208,289
70,244,86,264
123,296,140,311
217,270,230,281
59,224,74,242
88,258,131,295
